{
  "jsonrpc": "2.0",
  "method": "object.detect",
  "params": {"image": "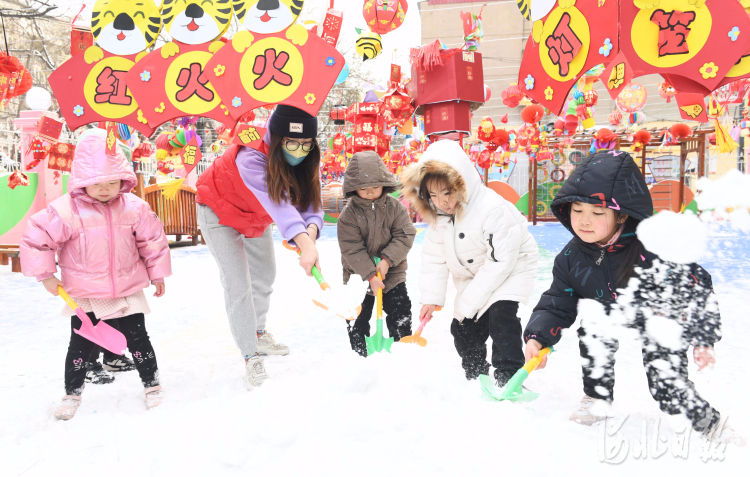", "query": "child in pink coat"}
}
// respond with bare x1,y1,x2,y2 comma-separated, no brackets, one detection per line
20,129,172,420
